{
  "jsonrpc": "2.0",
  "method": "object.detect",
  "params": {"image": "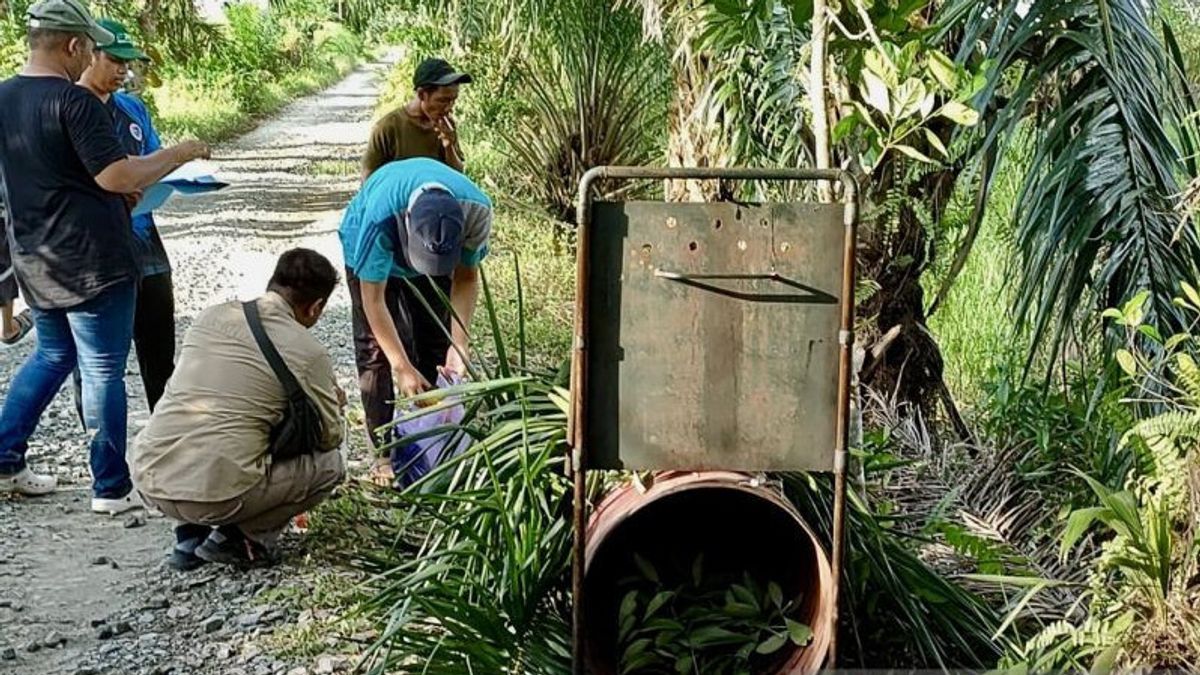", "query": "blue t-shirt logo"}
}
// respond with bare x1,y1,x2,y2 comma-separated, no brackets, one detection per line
129,123,143,144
